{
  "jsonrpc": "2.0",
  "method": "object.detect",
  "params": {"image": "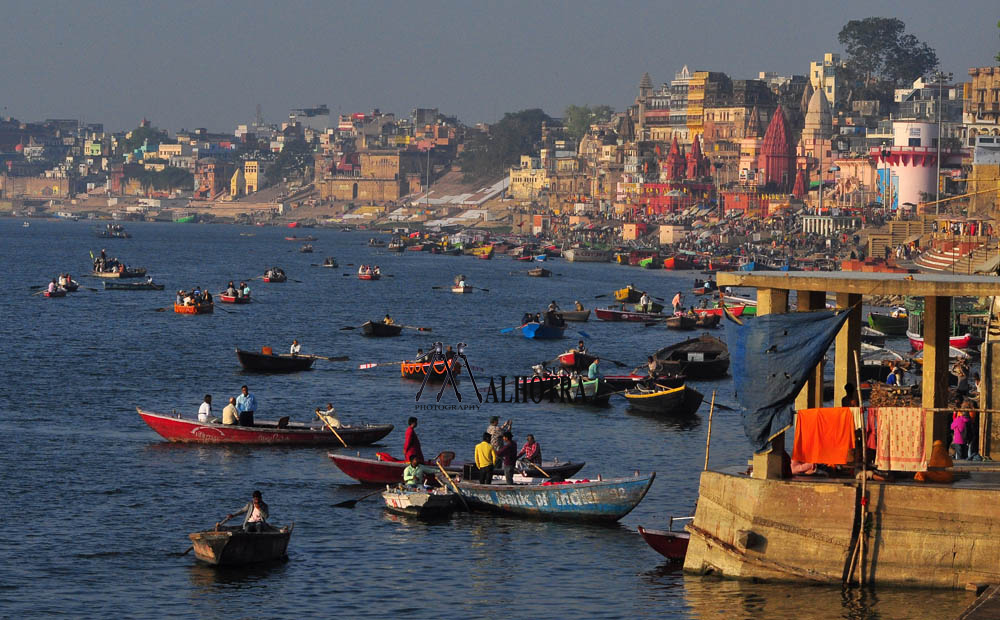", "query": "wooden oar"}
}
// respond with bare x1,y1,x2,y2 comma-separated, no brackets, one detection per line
358,360,404,369
499,324,526,334
315,410,348,447
470,286,490,292
305,354,349,362
398,325,432,332
524,460,551,478
436,461,470,512
333,489,383,509
181,545,193,555
594,294,608,299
